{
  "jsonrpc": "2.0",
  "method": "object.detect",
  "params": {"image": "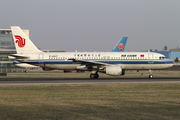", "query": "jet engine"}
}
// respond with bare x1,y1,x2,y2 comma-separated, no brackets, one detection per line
105,66,125,76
